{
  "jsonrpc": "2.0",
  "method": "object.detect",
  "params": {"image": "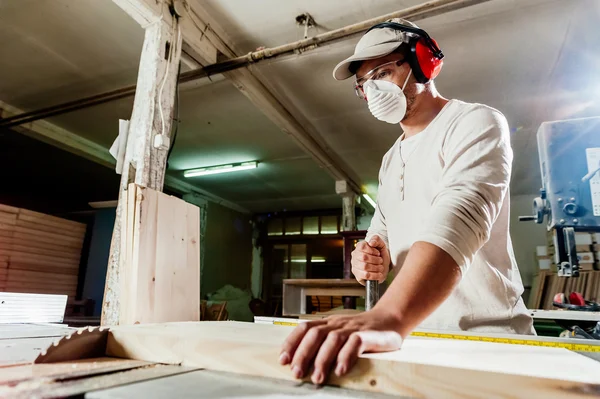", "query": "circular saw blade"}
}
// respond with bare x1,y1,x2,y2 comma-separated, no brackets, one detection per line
35,326,110,364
